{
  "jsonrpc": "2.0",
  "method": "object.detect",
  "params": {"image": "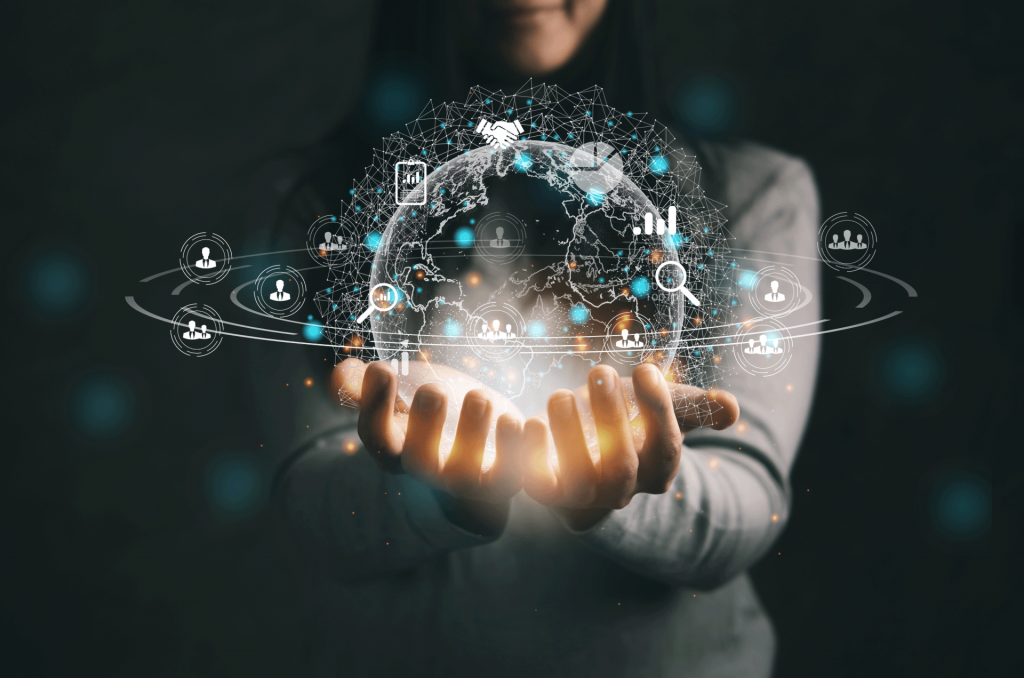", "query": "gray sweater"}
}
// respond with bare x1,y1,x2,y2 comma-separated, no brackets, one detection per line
259,140,821,677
